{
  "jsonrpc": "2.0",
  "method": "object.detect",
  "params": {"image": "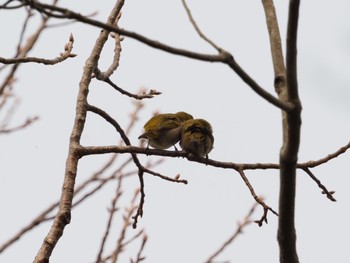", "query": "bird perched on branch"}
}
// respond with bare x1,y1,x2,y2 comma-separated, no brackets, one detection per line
138,111,193,150
180,118,214,158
